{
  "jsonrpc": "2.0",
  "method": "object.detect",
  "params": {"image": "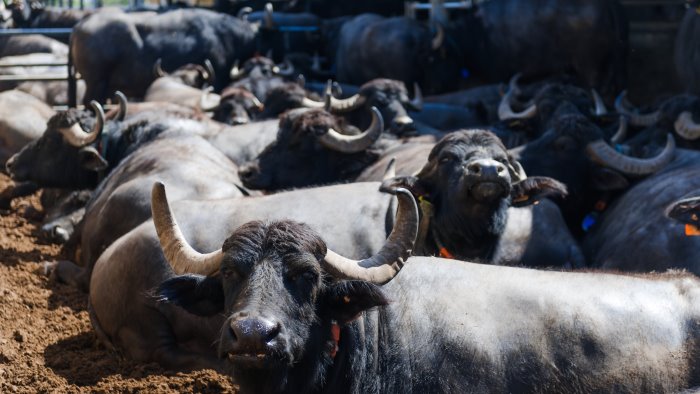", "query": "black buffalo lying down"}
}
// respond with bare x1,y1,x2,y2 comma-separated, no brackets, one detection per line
88,182,700,393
